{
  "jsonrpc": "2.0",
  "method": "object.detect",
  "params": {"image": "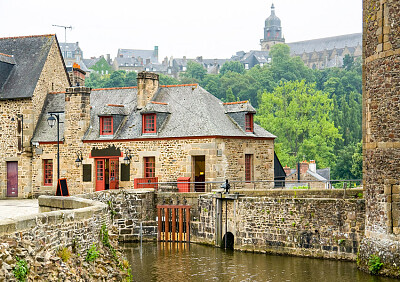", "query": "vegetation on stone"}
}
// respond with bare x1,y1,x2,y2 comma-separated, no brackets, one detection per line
85,243,100,262
368,254,383,275
12,257,29,282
